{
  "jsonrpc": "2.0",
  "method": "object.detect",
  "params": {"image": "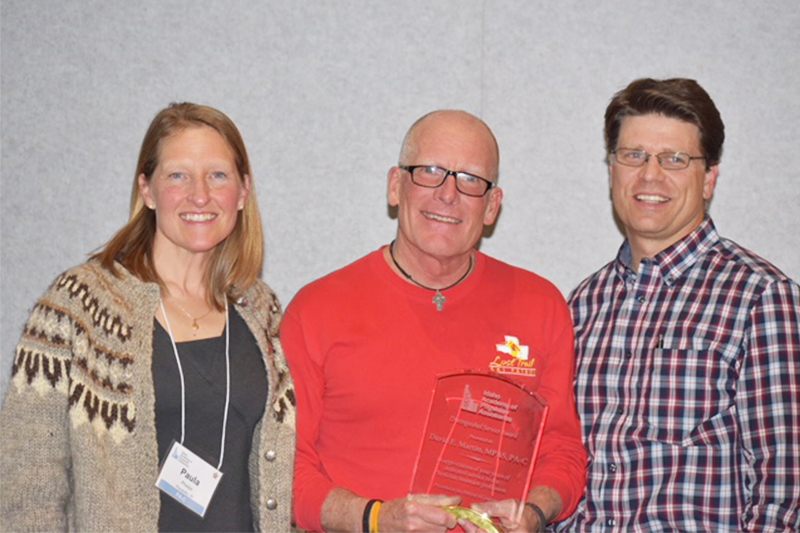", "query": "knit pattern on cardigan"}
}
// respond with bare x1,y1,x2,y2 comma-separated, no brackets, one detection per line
11,271,140,443
10,267,296,442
